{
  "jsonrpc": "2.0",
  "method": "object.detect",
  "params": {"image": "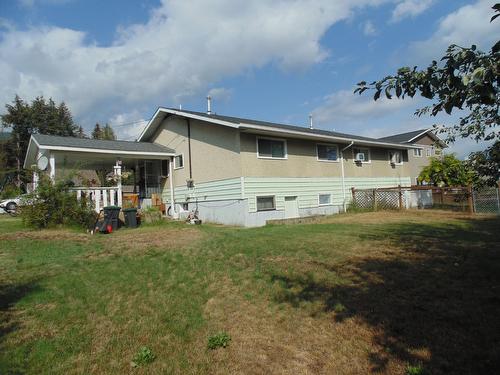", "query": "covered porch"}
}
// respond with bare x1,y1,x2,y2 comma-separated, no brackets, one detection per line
24,134,177,212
